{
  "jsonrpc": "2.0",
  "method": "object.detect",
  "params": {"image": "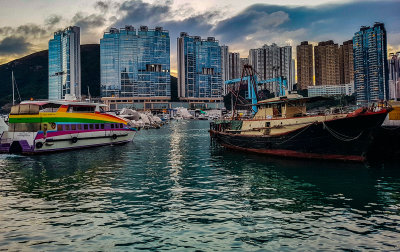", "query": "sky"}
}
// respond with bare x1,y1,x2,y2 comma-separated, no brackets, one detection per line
0,0,399,75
